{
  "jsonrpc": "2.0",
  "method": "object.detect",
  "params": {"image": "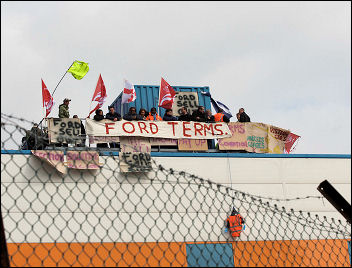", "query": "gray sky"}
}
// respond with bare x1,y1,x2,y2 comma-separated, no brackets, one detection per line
1,1,351,154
